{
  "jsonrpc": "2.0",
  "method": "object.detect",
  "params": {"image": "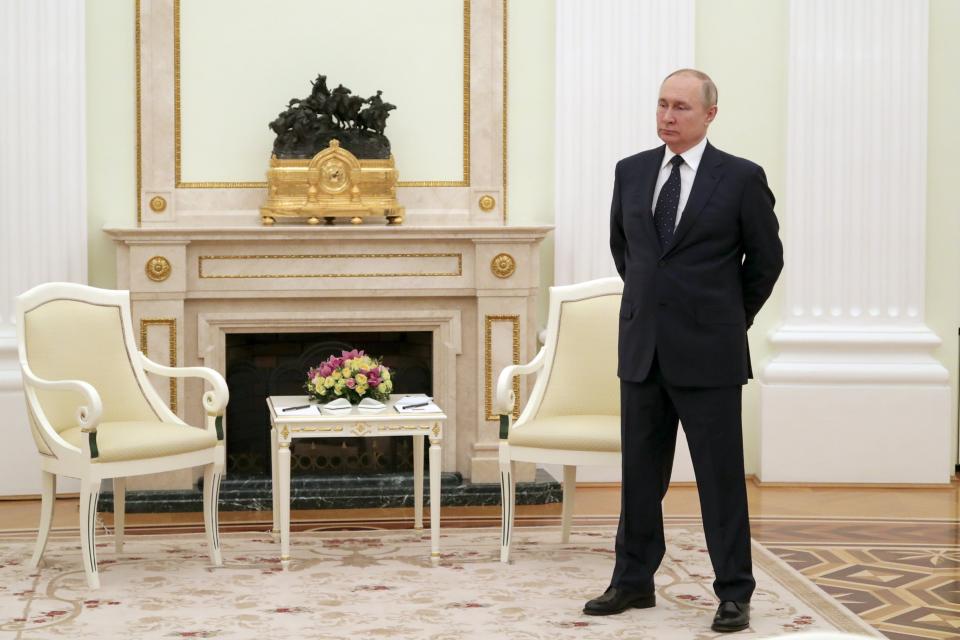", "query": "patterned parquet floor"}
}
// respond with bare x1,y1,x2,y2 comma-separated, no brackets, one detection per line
753,517,960,640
